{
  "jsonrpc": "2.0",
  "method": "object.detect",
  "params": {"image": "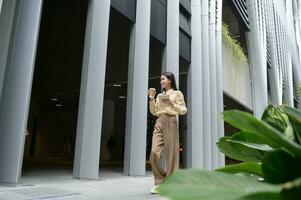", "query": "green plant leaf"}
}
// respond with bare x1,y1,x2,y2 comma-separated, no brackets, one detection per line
282,105,301,144
241,192,283,200
281,177,301,200
230,131,276,154
230,140,273,151
231,131,275,146
262,105,295,141
217,137,267,162
158,170,281,200
217,162,263,177
222,110,301,158
262,150,301,184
